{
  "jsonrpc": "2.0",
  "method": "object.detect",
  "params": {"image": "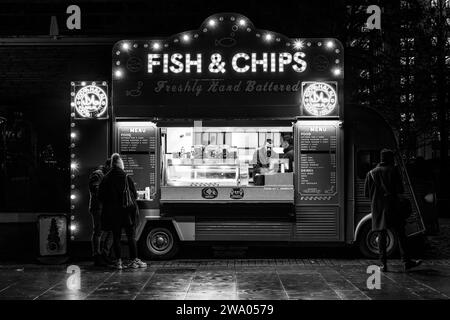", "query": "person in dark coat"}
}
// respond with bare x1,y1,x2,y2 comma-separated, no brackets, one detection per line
88,158,112,266
98,153,147,270
364,149,422,272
